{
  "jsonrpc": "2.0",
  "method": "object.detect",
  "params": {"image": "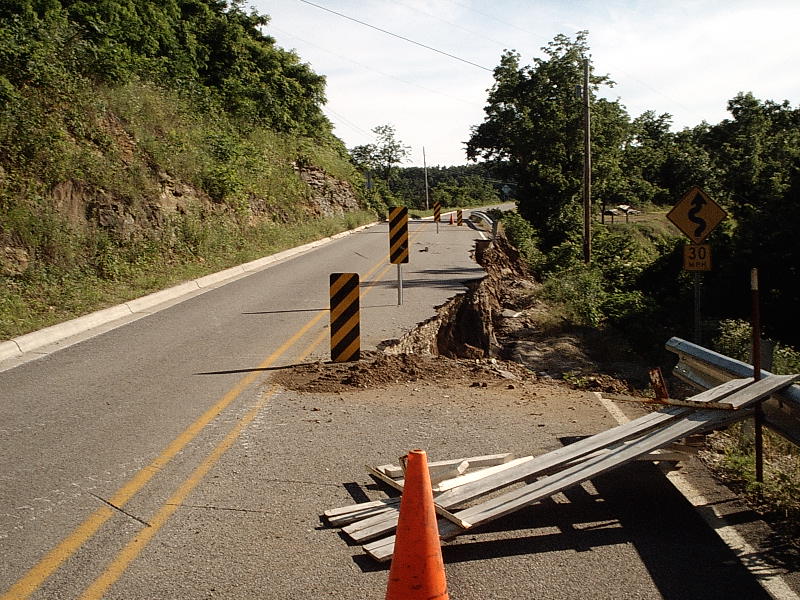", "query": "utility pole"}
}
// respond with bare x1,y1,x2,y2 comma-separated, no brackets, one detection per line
582,58,592,264
423,146,430,211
